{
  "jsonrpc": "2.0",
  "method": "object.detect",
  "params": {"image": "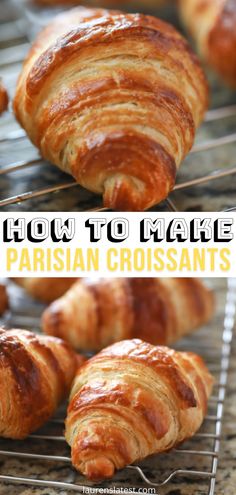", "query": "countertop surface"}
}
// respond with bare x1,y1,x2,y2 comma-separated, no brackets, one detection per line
0,1,236,212
0,278,235,495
